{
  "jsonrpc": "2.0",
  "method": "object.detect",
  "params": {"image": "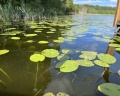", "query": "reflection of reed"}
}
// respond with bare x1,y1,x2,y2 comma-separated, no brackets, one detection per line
102,40,115,83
